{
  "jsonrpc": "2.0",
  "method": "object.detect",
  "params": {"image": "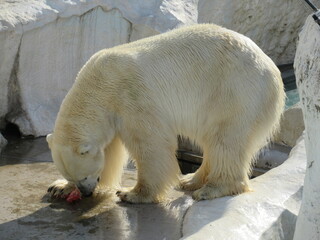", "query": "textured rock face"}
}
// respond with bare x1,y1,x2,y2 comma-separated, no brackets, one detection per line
293,16,320,240
274,103,305,147
16,7,130,136
0,0,310,139
198,0,309,65
0,0,194,138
